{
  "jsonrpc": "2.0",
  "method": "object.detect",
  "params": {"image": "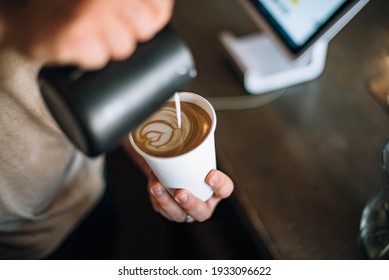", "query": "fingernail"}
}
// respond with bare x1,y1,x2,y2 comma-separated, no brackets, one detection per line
177,192,189,203
152,187,163,197
209,172,219,187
